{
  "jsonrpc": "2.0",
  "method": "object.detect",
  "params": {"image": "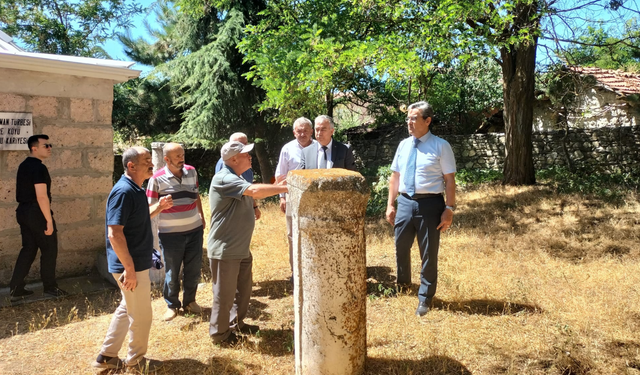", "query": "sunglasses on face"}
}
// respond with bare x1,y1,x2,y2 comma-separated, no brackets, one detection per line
43,144,53,149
